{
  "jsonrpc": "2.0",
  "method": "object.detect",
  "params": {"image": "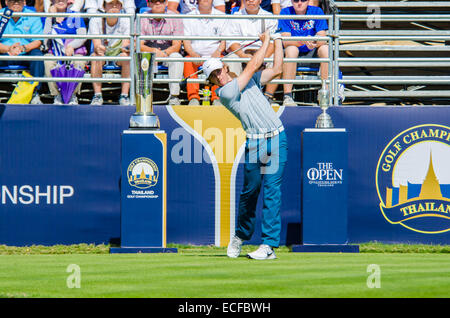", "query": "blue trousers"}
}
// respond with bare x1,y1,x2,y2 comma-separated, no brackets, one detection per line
0,49,44,91
235,131,288,248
